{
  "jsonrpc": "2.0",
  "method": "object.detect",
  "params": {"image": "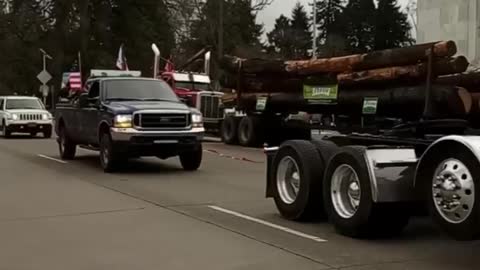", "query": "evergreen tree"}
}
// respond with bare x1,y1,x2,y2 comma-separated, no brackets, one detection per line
374,0,413,50
290,3,311,59
344,0,376,53
267,15,294,58
315,0,347,57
